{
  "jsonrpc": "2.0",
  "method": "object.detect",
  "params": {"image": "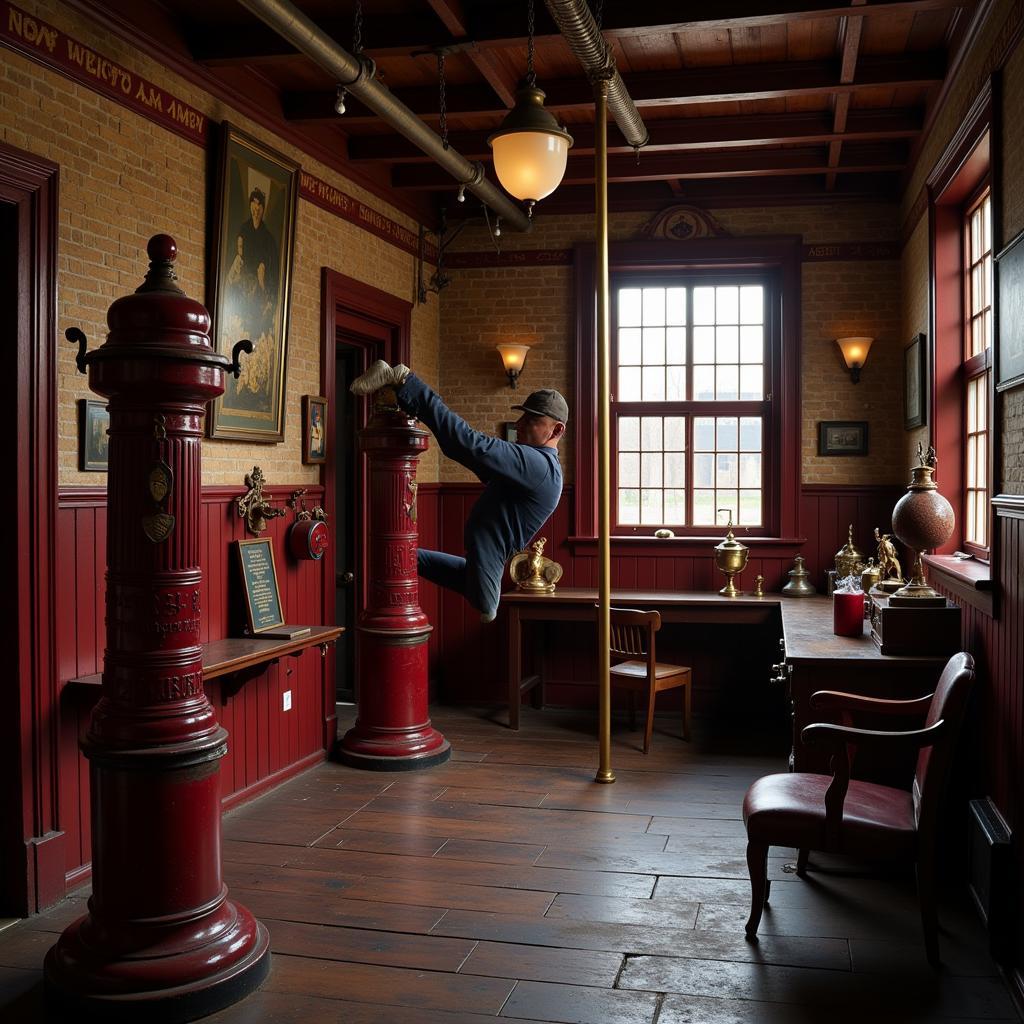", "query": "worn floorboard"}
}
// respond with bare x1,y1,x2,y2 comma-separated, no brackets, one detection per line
0,706,1013,1023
